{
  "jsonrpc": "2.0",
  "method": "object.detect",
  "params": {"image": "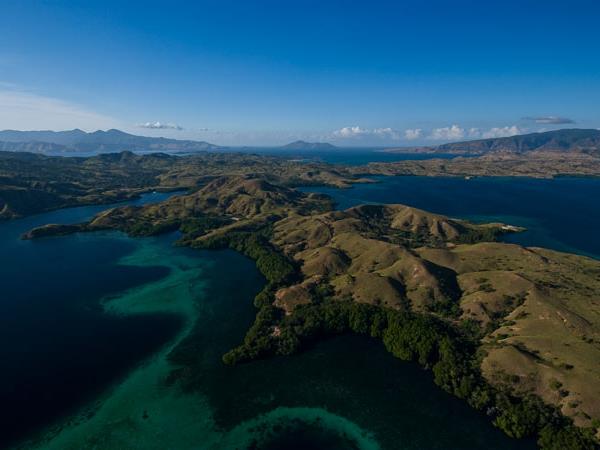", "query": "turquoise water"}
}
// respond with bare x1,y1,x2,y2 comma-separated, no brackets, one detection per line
1,191,534,449
301,176,600,259
0,192,184,446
